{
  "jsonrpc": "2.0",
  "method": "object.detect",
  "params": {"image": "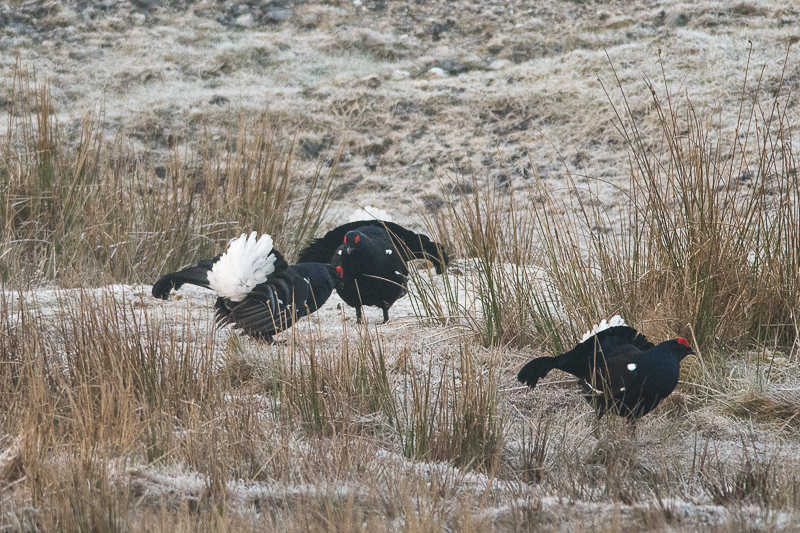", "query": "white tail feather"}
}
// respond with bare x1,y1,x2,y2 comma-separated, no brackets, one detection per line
207,232,276,302
349,206,392,223
580,315,626,342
